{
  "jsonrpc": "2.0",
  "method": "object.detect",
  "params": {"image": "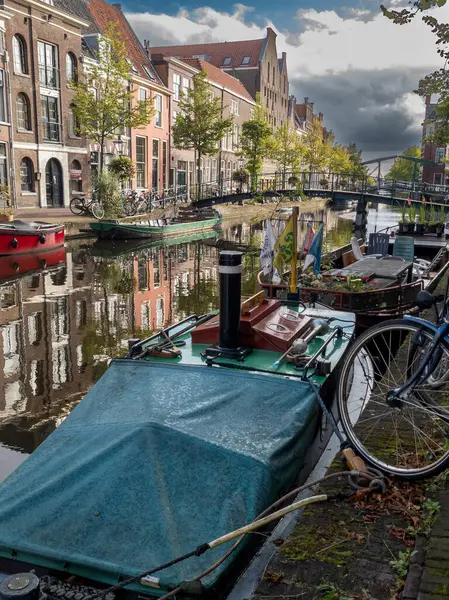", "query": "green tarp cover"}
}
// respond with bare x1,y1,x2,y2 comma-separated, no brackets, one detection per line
0,360,318,595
